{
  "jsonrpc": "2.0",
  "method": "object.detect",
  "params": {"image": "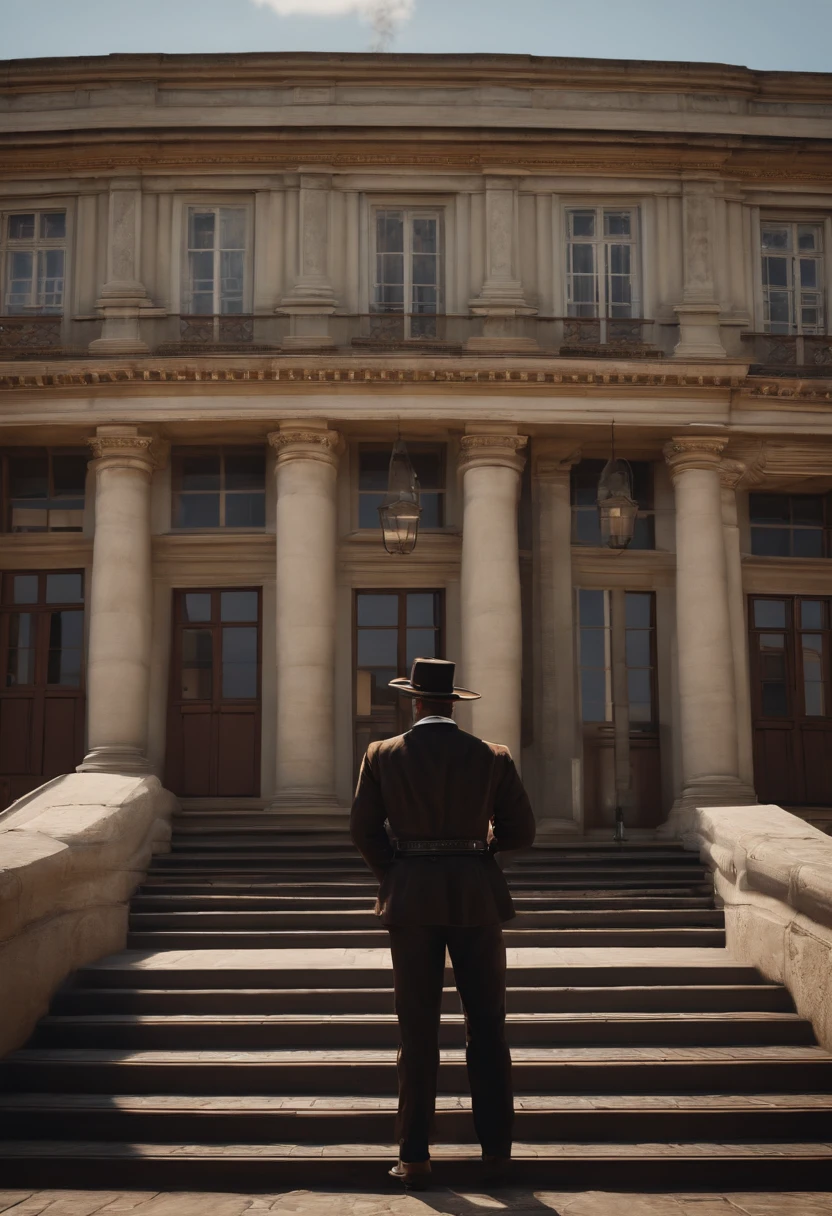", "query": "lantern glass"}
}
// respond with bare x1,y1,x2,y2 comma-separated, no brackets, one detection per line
597,457,638,550
379,438,422,555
